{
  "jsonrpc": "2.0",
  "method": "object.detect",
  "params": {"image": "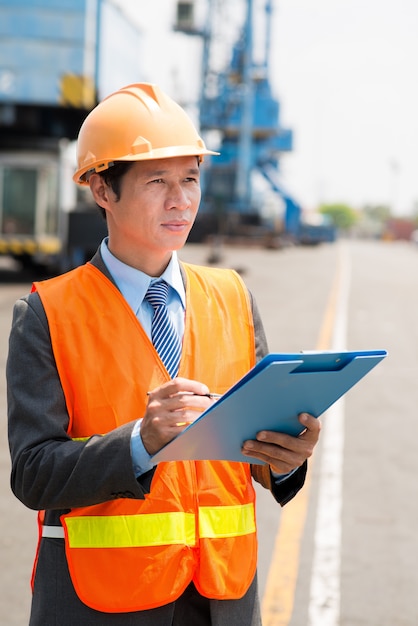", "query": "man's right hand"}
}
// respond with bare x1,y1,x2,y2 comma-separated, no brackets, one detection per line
141,378,213,455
